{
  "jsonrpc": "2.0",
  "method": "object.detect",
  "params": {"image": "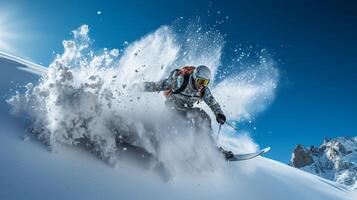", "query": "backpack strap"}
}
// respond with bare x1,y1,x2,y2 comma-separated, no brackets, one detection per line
172,73,190,94
173,74,206,100
164,66,205,99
